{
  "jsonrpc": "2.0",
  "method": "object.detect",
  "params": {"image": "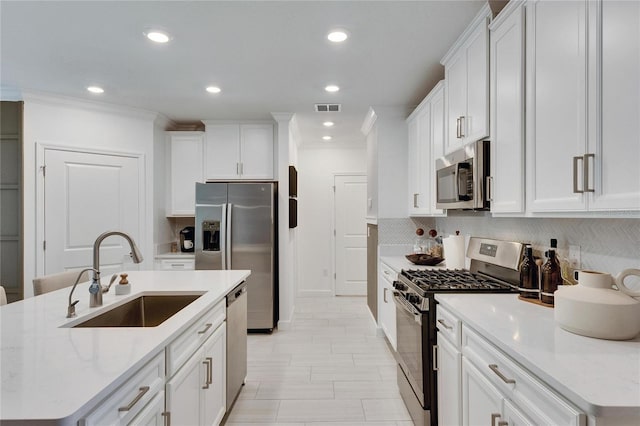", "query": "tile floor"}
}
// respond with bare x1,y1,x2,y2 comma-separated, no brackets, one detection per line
224,296,412,426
